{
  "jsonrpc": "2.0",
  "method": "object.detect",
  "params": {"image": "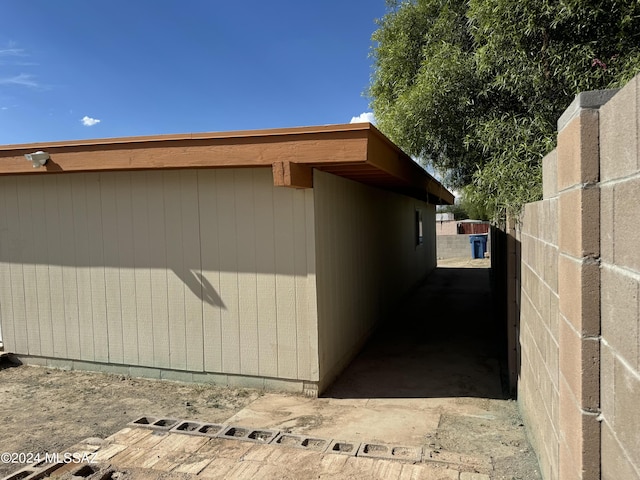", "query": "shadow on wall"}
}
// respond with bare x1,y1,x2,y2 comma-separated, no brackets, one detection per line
0,169,314,309
490,225,522,397
322,267,508,400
